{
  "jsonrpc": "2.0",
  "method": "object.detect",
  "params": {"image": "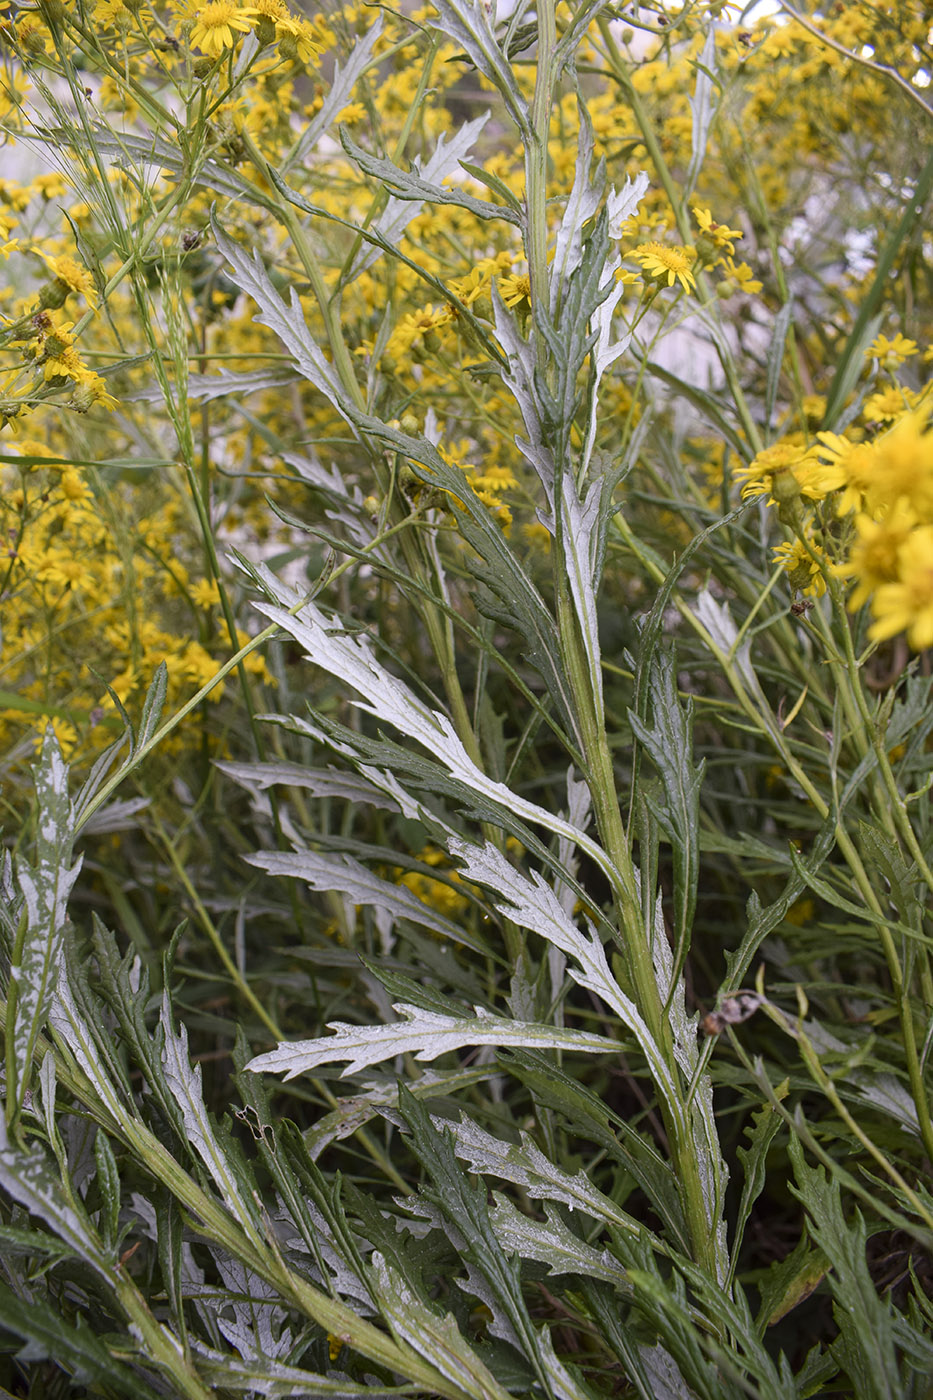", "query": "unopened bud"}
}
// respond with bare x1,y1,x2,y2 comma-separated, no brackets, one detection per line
254,14,276,46
38,279,70,311
278,31,299,61
770,468,801,506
